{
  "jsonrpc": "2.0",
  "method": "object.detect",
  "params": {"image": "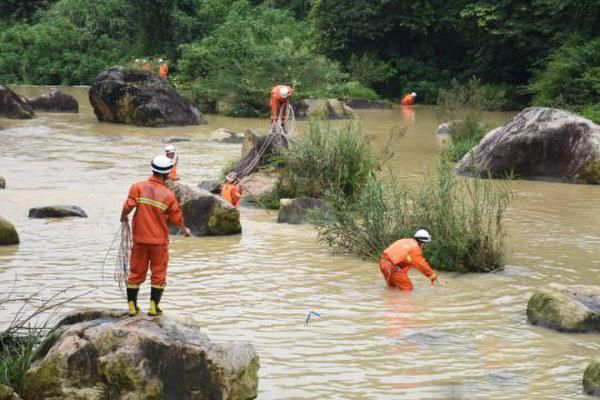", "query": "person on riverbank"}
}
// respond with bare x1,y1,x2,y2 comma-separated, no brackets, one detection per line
159,59,169,79
165,145,179,181
121,155,191,317
401,92,417,105
379,229,439,290
270,84,293,132
142,59,153,72
221,172,242,208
